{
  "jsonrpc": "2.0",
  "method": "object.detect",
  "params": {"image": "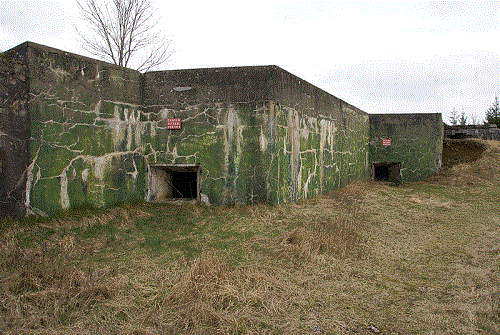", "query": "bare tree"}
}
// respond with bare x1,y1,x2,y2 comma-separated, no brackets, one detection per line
469,112,482,126
76,0,175,72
